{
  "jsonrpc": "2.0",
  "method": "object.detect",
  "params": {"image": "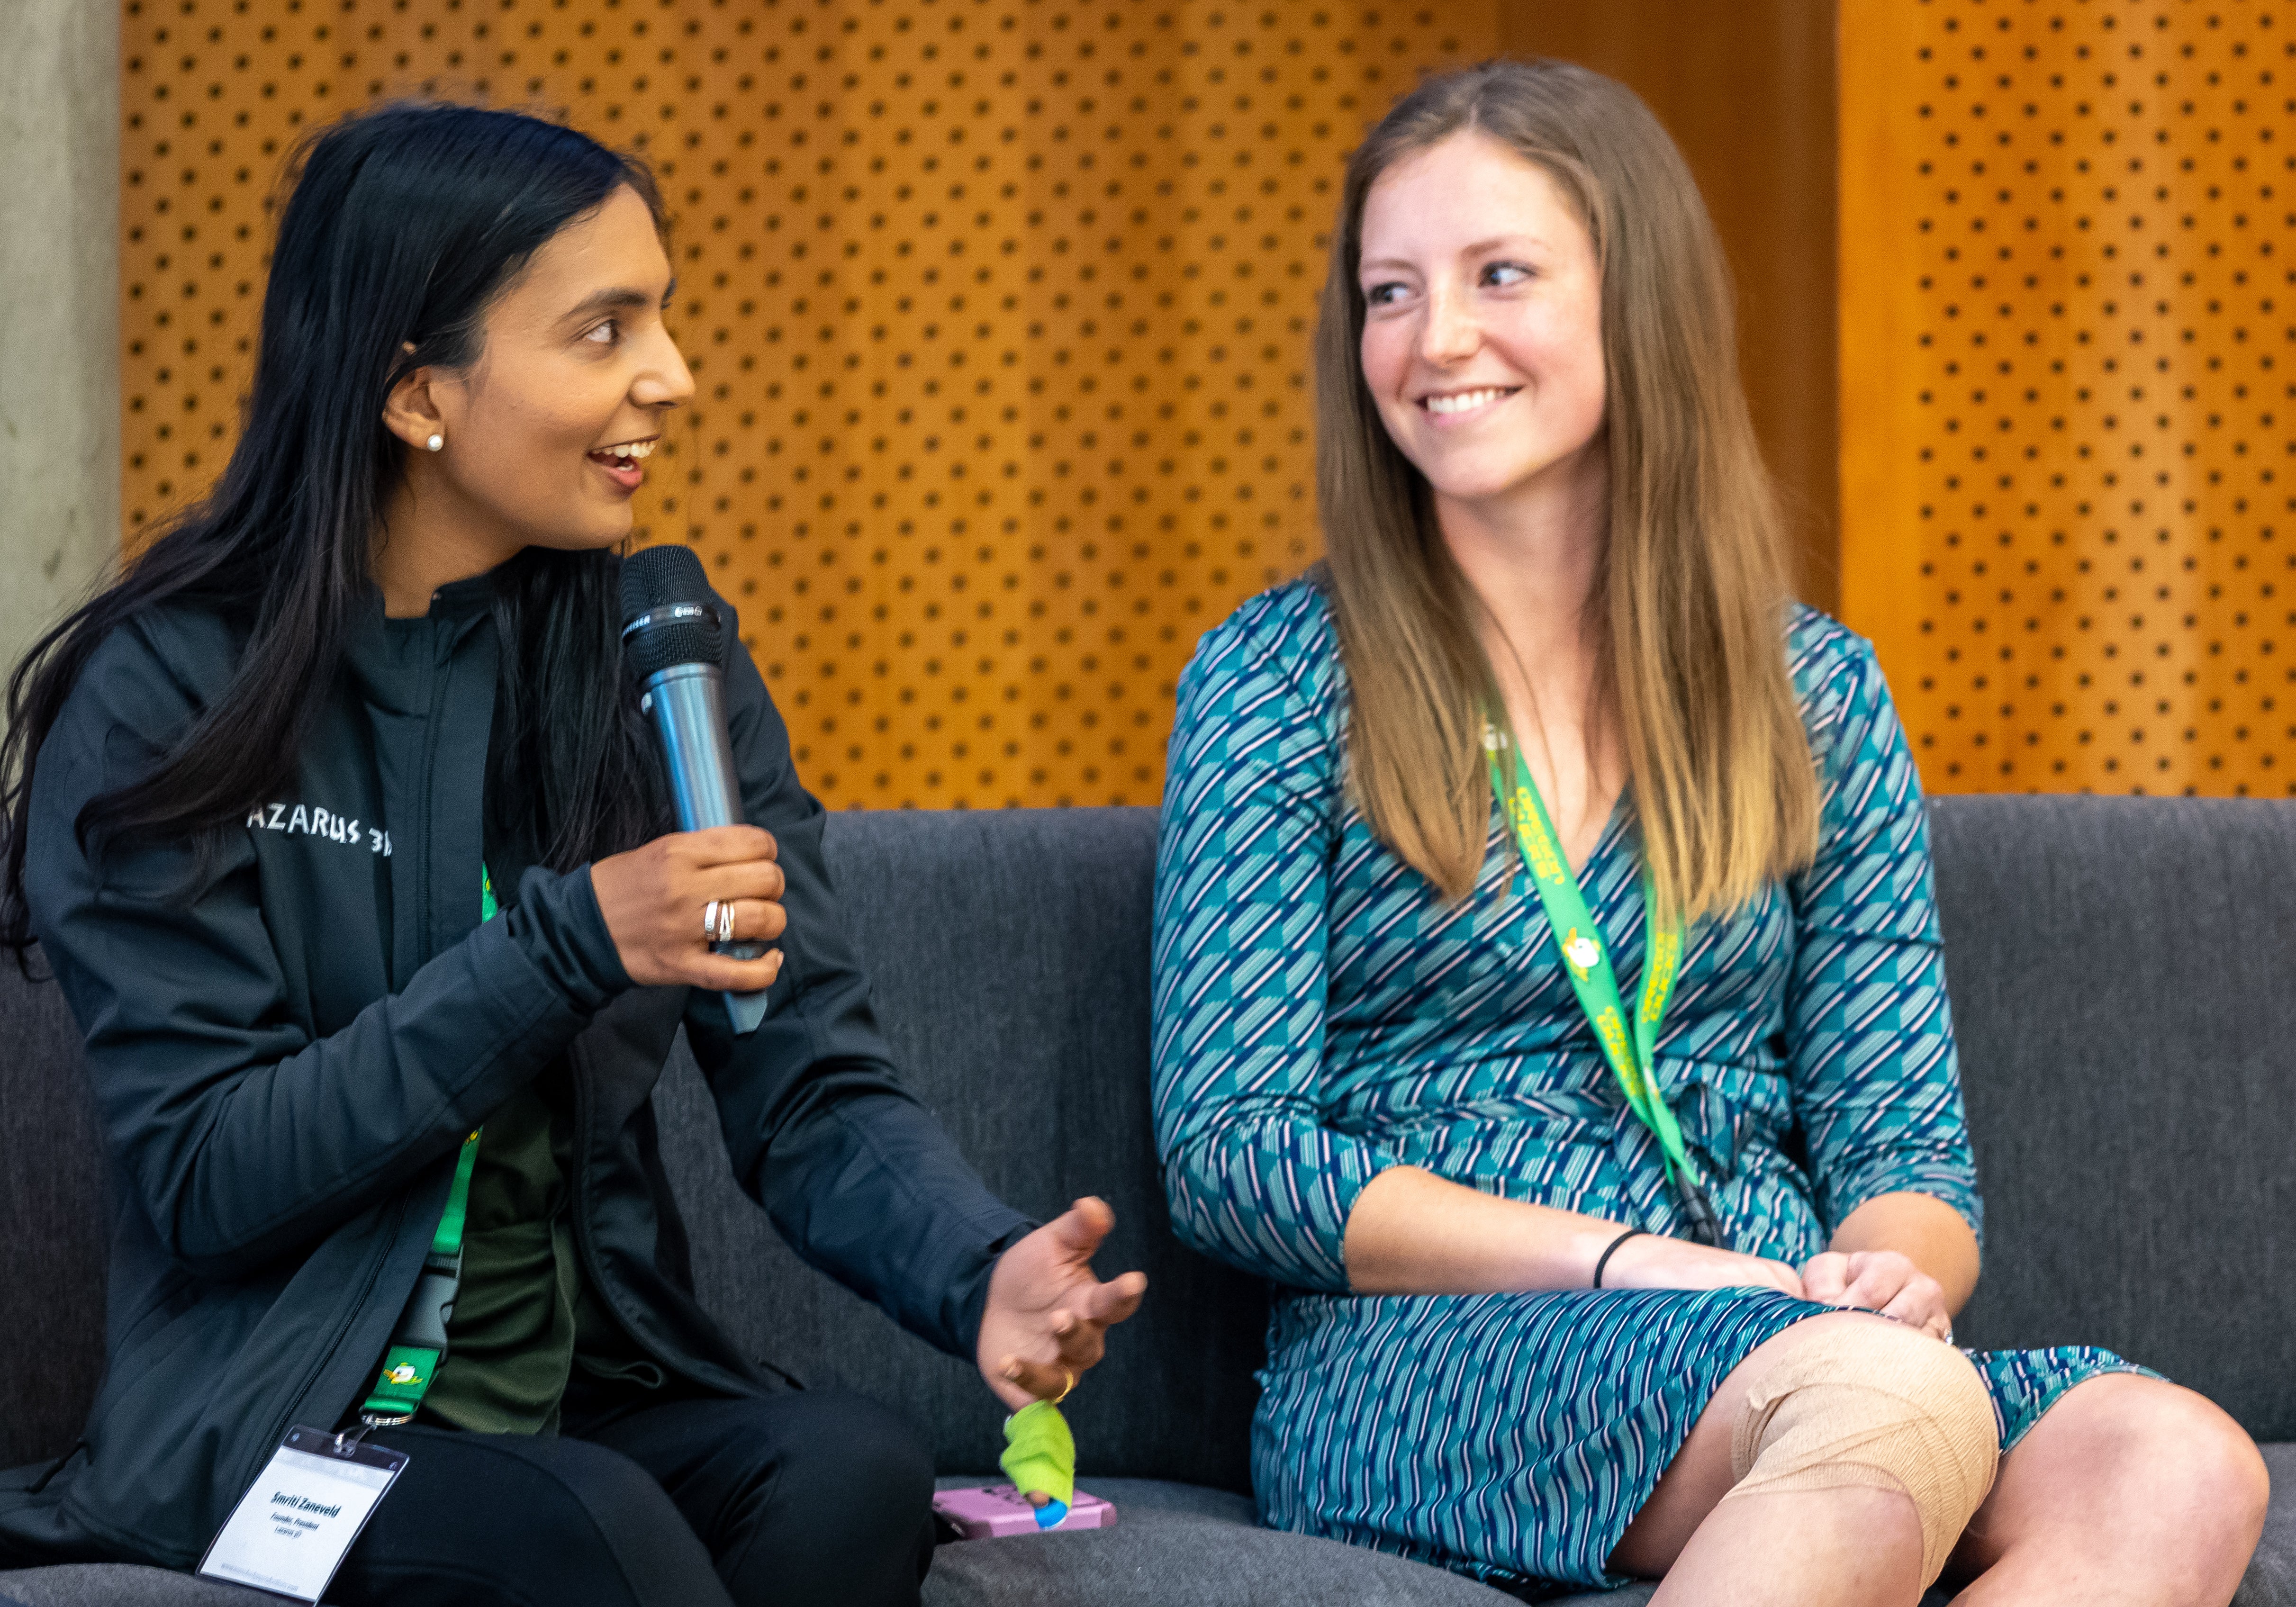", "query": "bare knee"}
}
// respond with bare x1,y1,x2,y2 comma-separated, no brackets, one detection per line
2160,1387,2264,1514
2102,1378,2267,1543
1952,1374,2266,1598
